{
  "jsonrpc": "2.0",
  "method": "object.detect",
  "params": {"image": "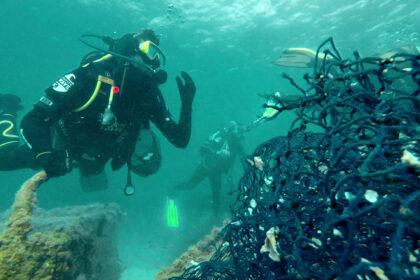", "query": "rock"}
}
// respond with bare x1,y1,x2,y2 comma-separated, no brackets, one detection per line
0,172,123,280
